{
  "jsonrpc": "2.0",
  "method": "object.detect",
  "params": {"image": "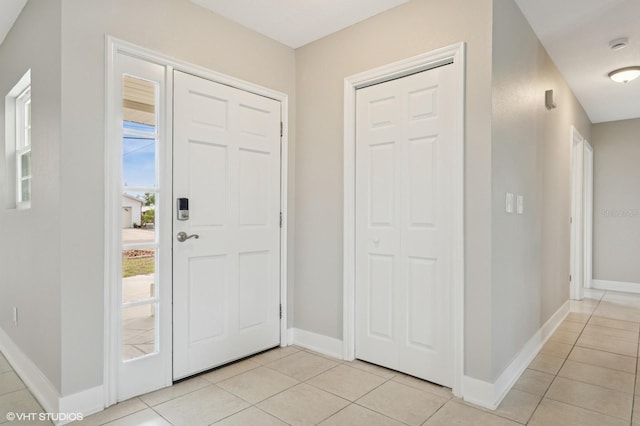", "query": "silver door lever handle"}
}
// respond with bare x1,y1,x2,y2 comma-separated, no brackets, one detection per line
177,231,199,242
